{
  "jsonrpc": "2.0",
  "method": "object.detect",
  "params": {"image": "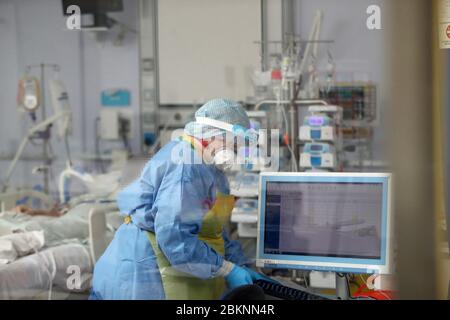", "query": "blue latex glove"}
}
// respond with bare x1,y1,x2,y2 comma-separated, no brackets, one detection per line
225,265,253,289
243,267,279,284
